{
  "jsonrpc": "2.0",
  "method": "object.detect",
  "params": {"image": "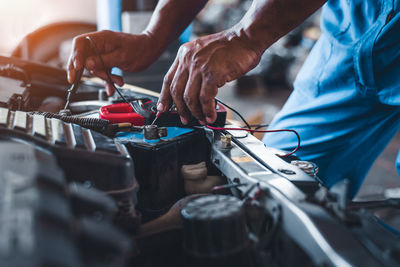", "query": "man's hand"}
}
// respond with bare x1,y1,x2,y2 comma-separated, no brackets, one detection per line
67,30,159,95
157,30,262,125
157,0,326,125
67,0,210,95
